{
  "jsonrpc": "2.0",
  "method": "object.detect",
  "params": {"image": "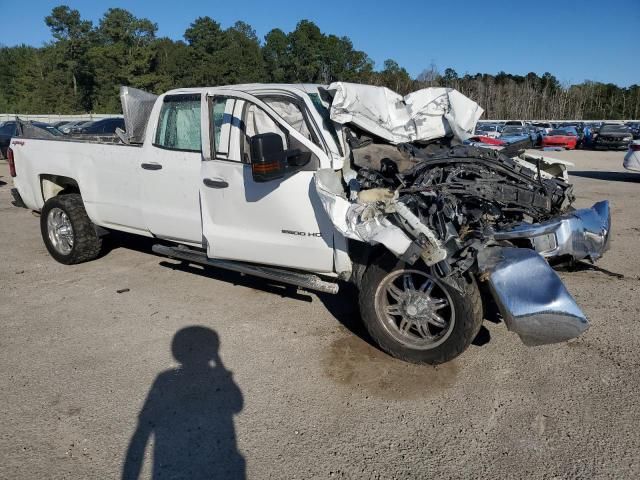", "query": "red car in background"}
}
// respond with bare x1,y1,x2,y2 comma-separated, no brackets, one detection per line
542,129,578,150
